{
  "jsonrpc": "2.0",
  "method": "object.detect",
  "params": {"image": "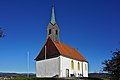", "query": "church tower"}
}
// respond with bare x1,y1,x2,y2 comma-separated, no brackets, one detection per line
47,6,60,43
